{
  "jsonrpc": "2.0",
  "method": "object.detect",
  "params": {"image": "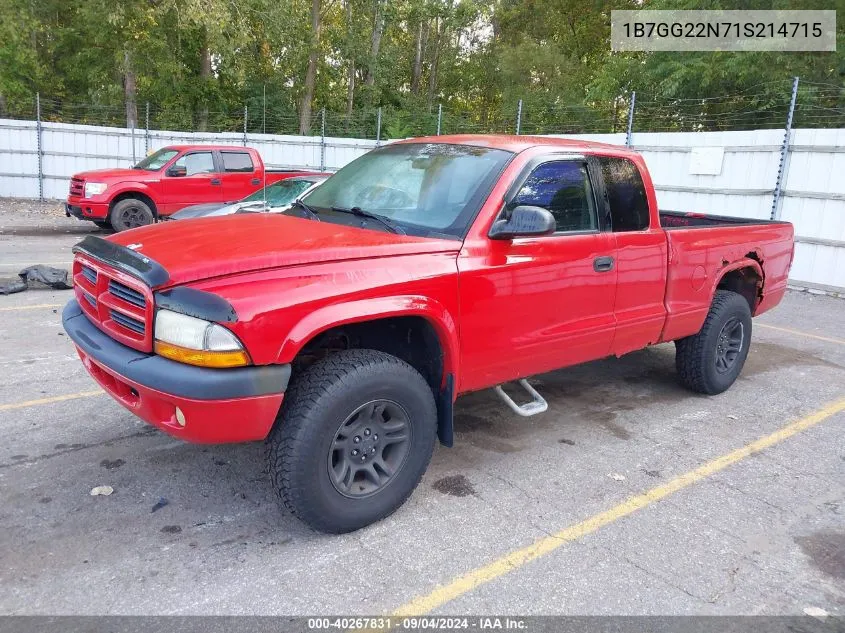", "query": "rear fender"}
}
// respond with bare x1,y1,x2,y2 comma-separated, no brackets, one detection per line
713,257,764,311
